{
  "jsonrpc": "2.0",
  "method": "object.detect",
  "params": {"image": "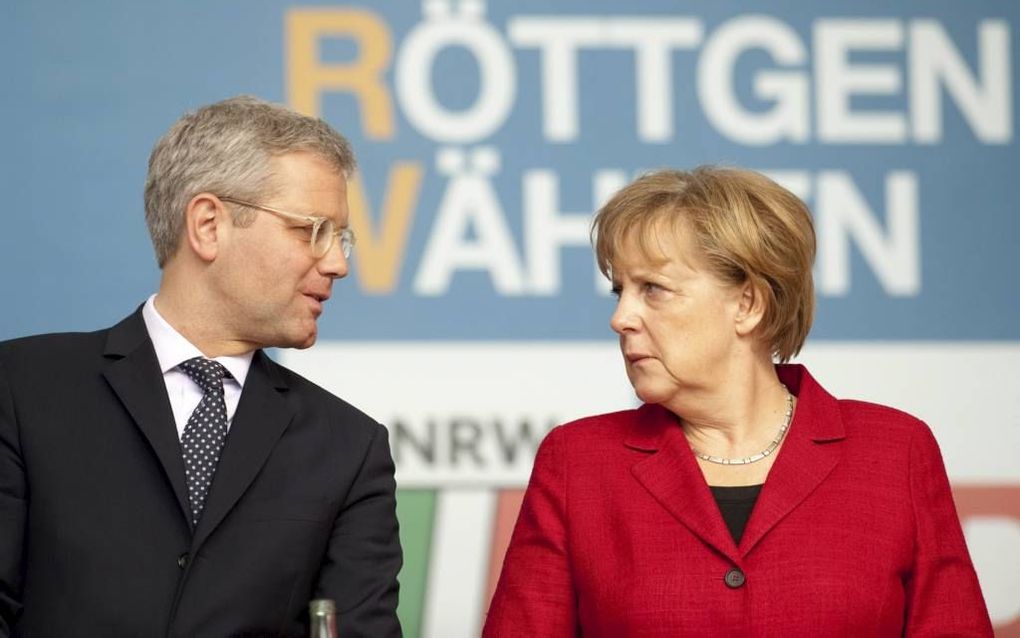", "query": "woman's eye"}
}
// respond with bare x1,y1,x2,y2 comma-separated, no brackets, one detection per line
609,285,622,298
